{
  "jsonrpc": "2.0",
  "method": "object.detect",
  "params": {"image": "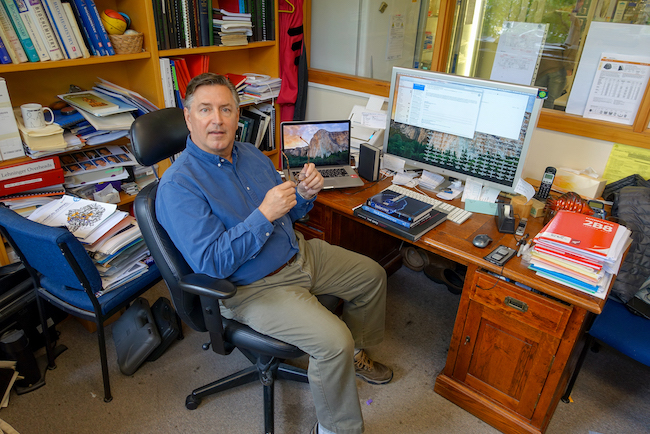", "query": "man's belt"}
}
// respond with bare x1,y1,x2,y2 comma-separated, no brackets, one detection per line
266,253,297,277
